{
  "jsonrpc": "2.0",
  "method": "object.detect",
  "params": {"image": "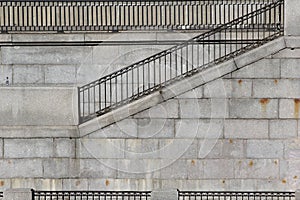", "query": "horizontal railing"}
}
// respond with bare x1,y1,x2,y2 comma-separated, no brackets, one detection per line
0,0,277,33
32,190,151,200
178,191,296,200
78,0,284,123
0,192,3,199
